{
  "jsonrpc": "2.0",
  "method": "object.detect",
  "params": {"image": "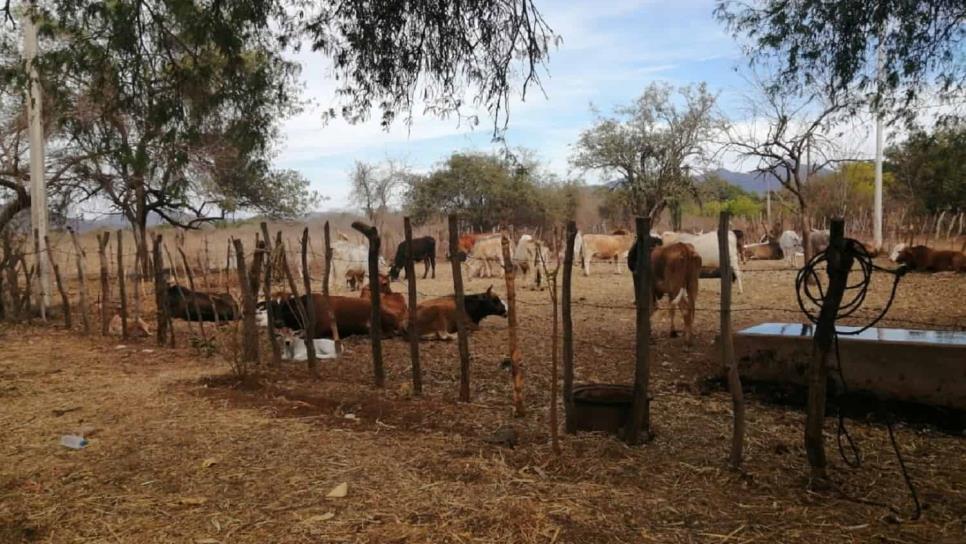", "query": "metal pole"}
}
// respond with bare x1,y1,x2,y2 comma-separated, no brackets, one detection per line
873,39,885,250
24,5,50,307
